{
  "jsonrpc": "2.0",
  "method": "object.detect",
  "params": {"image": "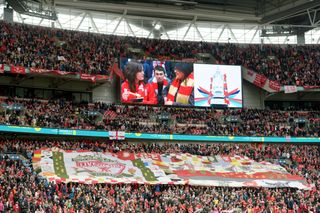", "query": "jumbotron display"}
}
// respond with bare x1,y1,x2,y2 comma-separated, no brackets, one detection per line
194,64,242,108
120,59,242,108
